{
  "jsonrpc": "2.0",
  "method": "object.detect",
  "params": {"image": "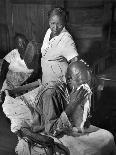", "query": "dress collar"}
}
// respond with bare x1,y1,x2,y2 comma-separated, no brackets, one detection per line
49,27,67,37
